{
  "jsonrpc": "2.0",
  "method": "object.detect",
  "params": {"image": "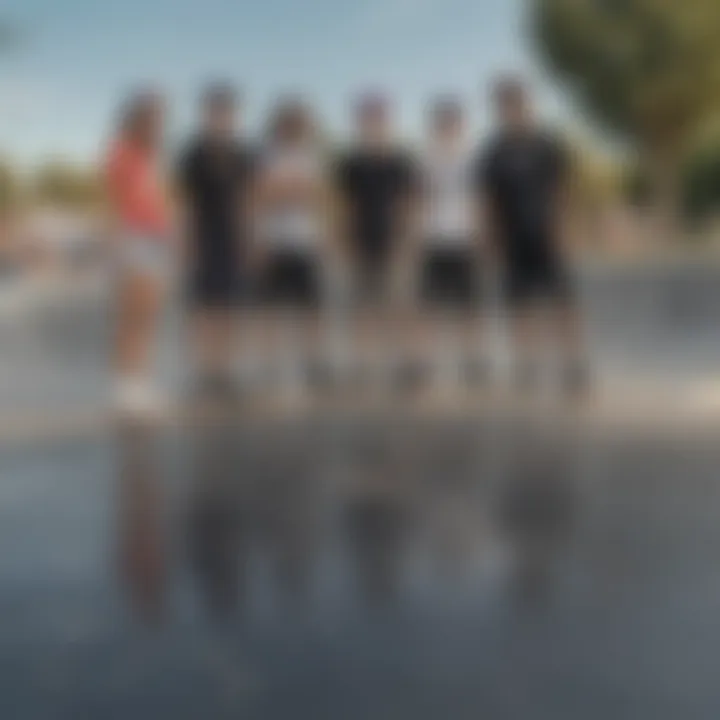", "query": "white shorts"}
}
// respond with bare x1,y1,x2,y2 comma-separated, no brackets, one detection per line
116,235,171,279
